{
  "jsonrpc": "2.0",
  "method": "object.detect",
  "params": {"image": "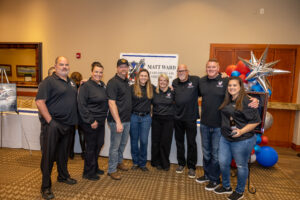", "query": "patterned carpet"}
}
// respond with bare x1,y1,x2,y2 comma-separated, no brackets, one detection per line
0,148,299,200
